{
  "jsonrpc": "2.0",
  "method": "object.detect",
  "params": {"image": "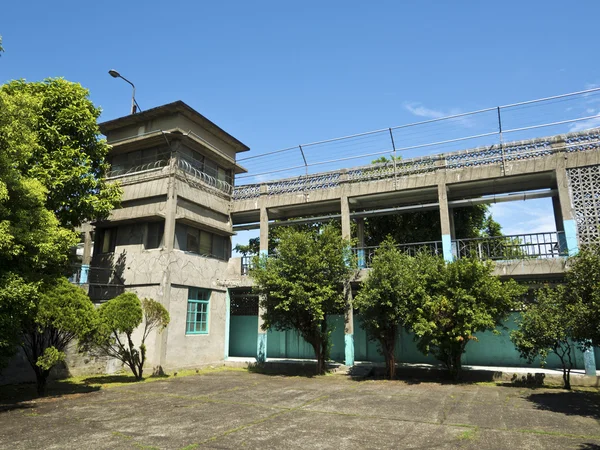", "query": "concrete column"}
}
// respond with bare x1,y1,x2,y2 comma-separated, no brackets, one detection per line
224,289,231,360
584,348,597,376
80,223,93,285
555,157,596,375
356,218,365,269
156,149,178,369
438,183,454,262
552,196,567,255
341,195,354,366
257,197,268,363
555,159,578,256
